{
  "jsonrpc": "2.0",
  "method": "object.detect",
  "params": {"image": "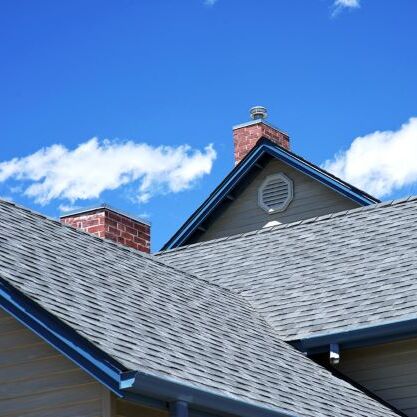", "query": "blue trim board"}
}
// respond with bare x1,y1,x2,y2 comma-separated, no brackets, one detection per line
292,317,417,355
0,277,126,396
0,278,181,412
162,138,379,250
